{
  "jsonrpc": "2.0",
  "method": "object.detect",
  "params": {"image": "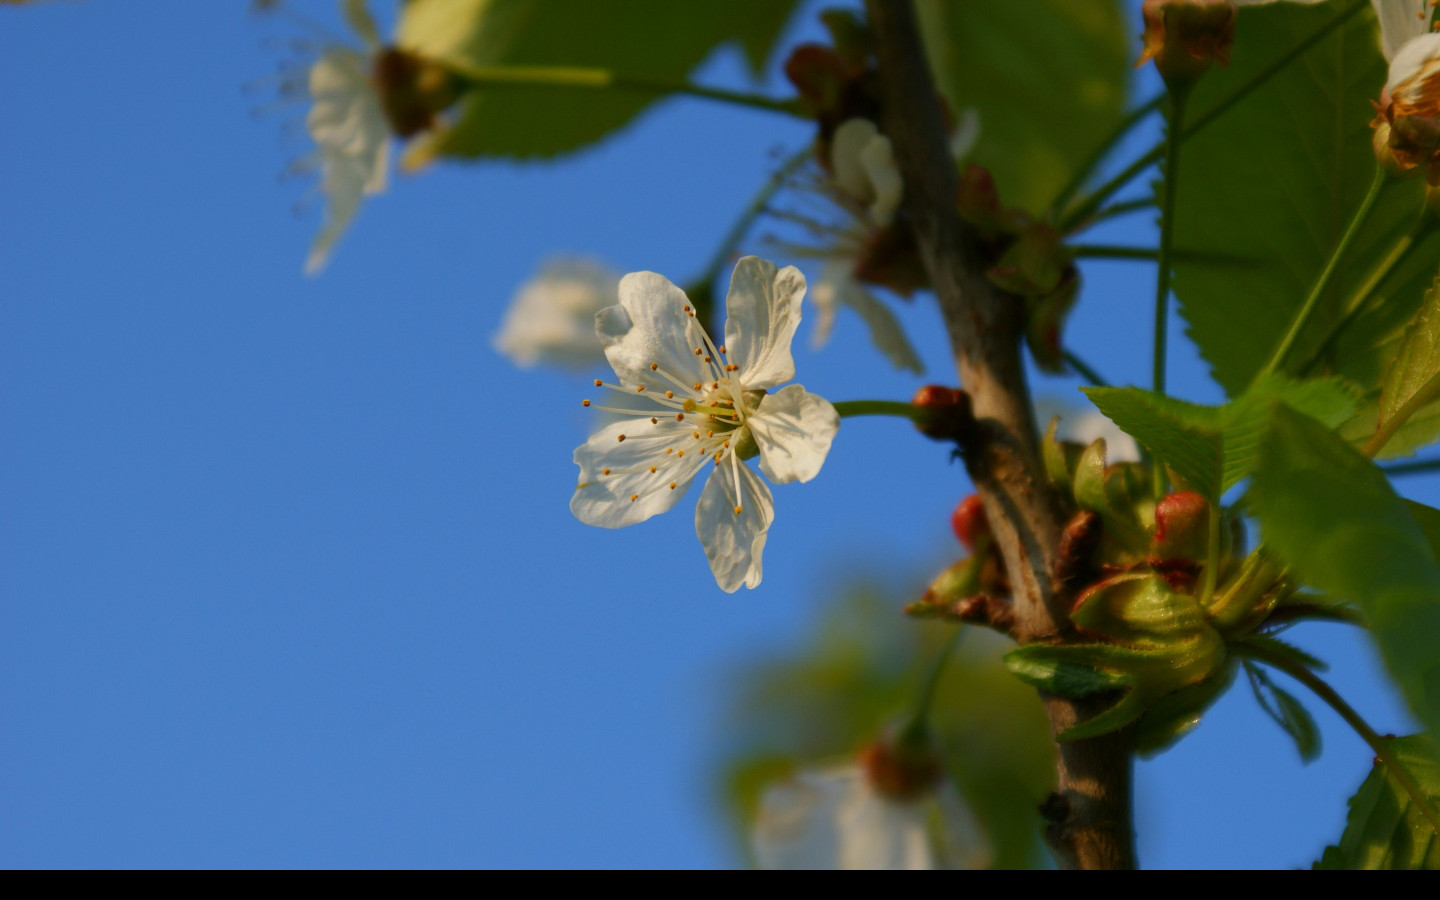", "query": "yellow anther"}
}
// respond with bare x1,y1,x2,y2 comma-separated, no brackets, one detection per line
703,356,712,364
601,468,611,475
733,505,743,516
582,399,591,407
650,362,659,371
695,348,703,356
718,345,726,354
636,385,645,392
669,482,677,490
617,434,626,442
630,494,639,502
677,450,685,458
693,383,702,391
594,379,603,387
675,412,685,421
707,430,714,438
649,466,657,474
683,305,691,312
666,448,674,454
692,432,700,440
711,381,719,389
650,417,658,424
665,391,674,399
